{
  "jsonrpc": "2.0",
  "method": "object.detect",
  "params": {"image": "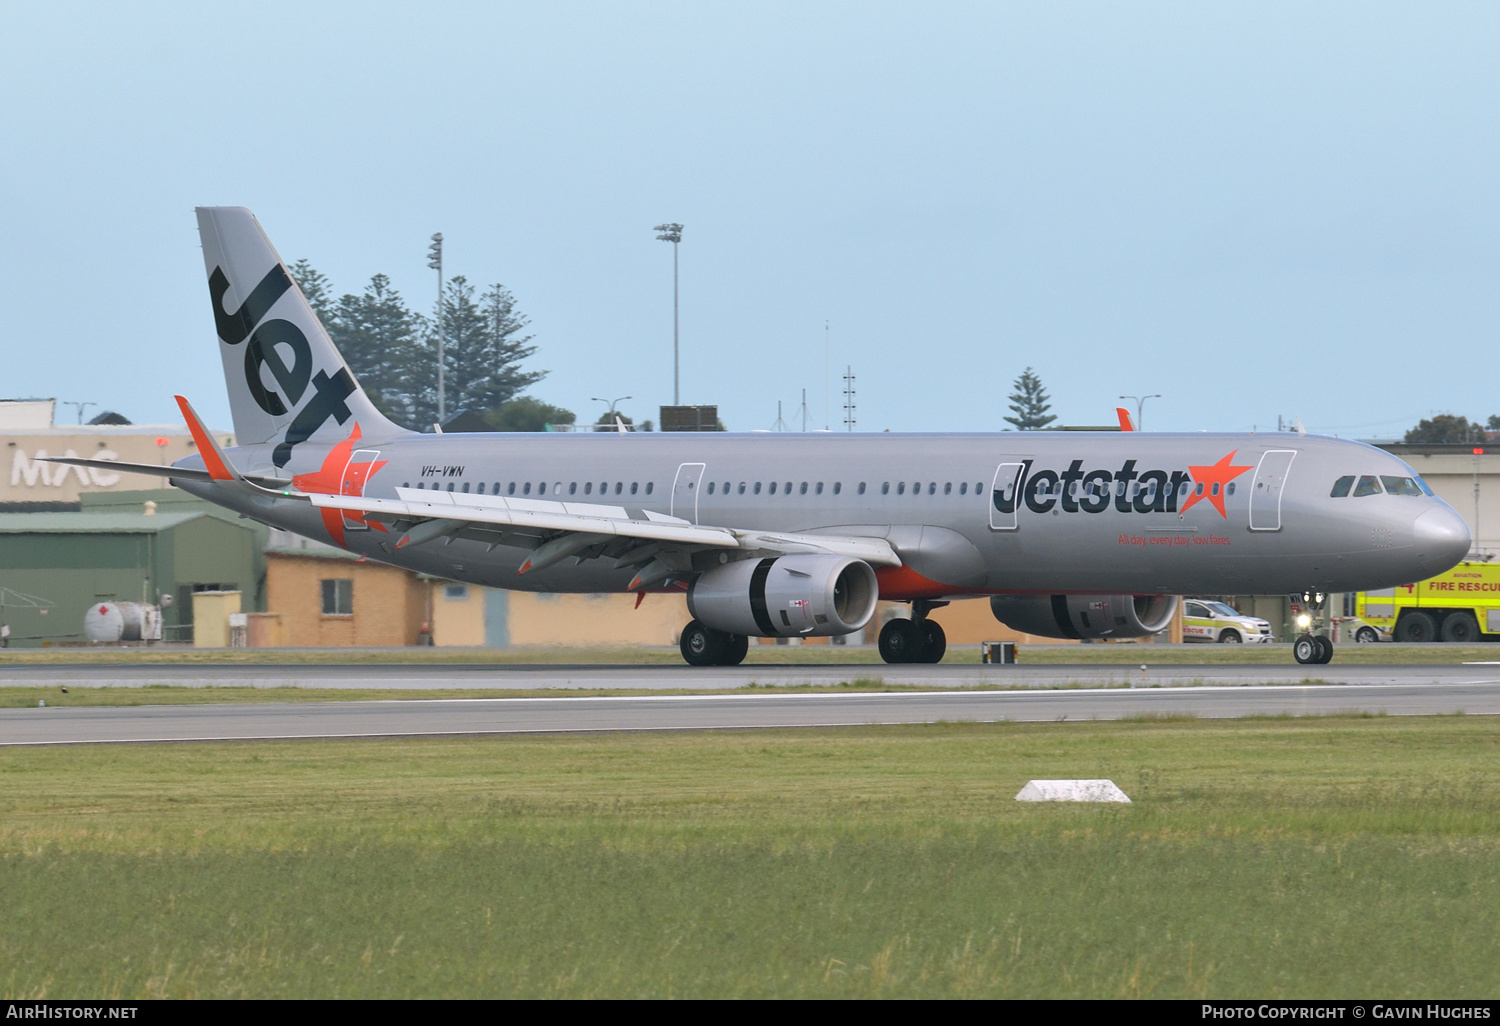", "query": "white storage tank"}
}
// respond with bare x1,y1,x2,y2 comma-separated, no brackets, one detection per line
83,602,162,644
